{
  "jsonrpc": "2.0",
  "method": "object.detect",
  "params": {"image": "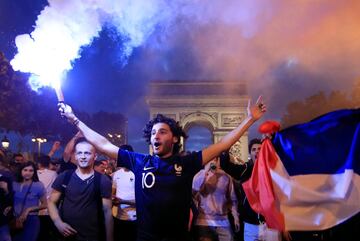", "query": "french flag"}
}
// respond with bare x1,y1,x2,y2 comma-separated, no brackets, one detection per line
243,108,360,231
